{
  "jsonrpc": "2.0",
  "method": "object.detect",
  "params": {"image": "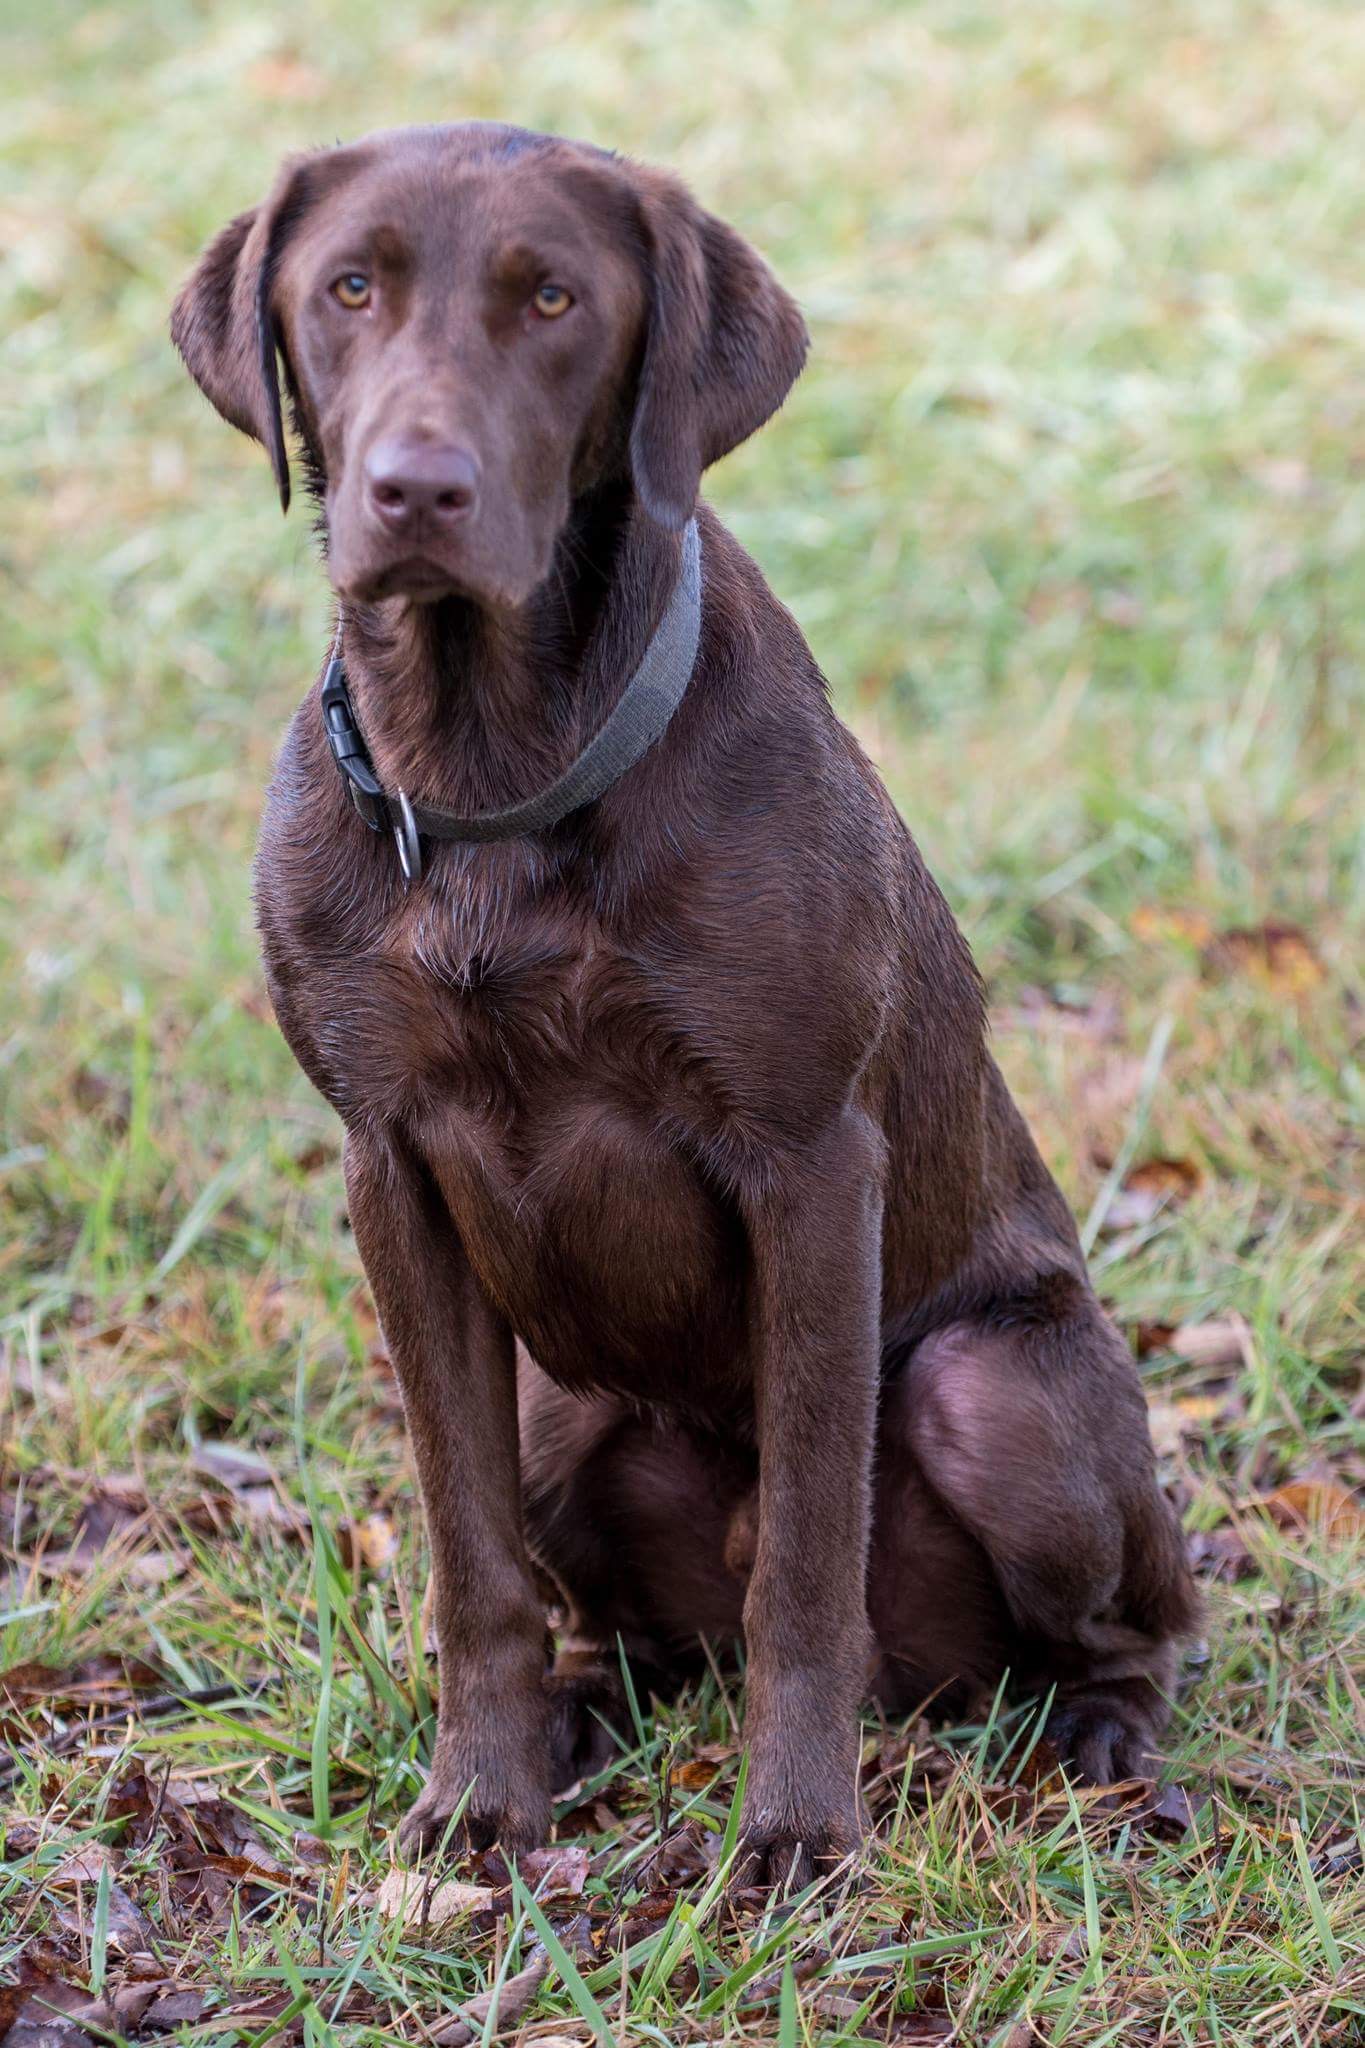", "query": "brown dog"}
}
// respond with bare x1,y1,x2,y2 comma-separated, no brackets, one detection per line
172,122,1195,1886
